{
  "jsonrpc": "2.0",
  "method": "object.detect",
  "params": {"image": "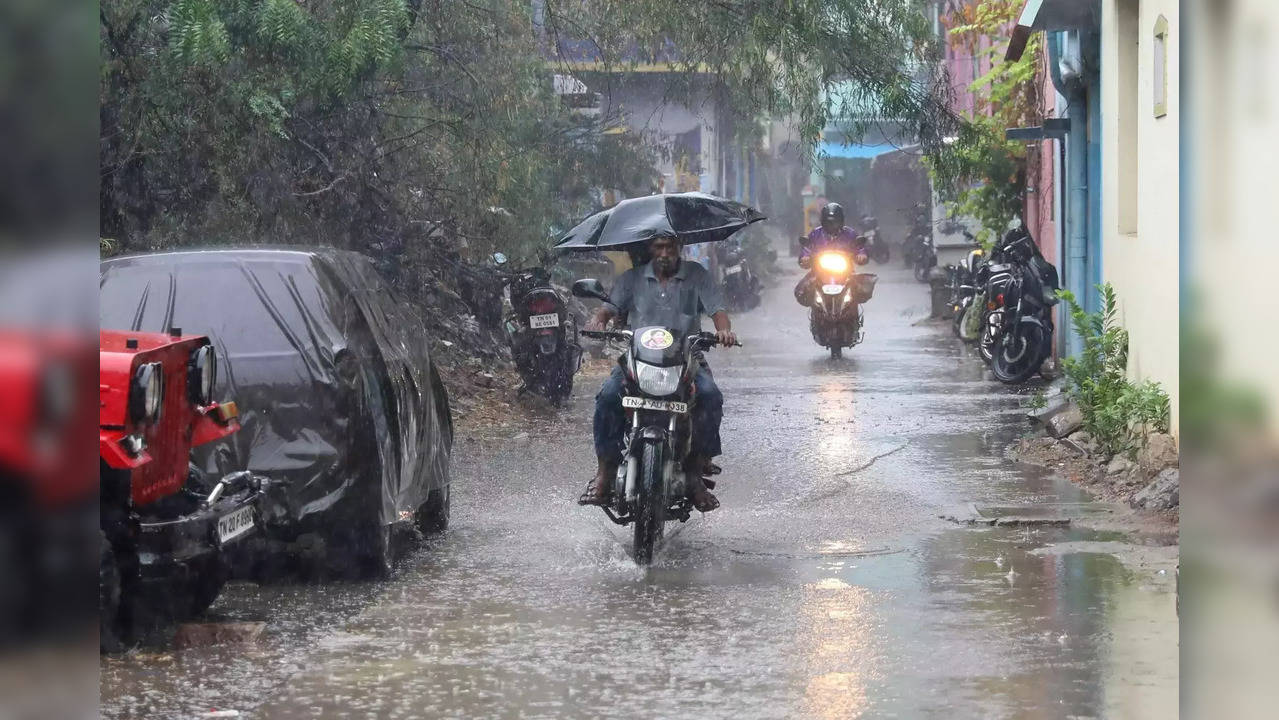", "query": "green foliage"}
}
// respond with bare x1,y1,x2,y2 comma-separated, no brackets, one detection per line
168,0,231,66
925,116,1023,247
102,0,955,329
1058,284,1171,457
926,0,1044,241
1027,391,1047,411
